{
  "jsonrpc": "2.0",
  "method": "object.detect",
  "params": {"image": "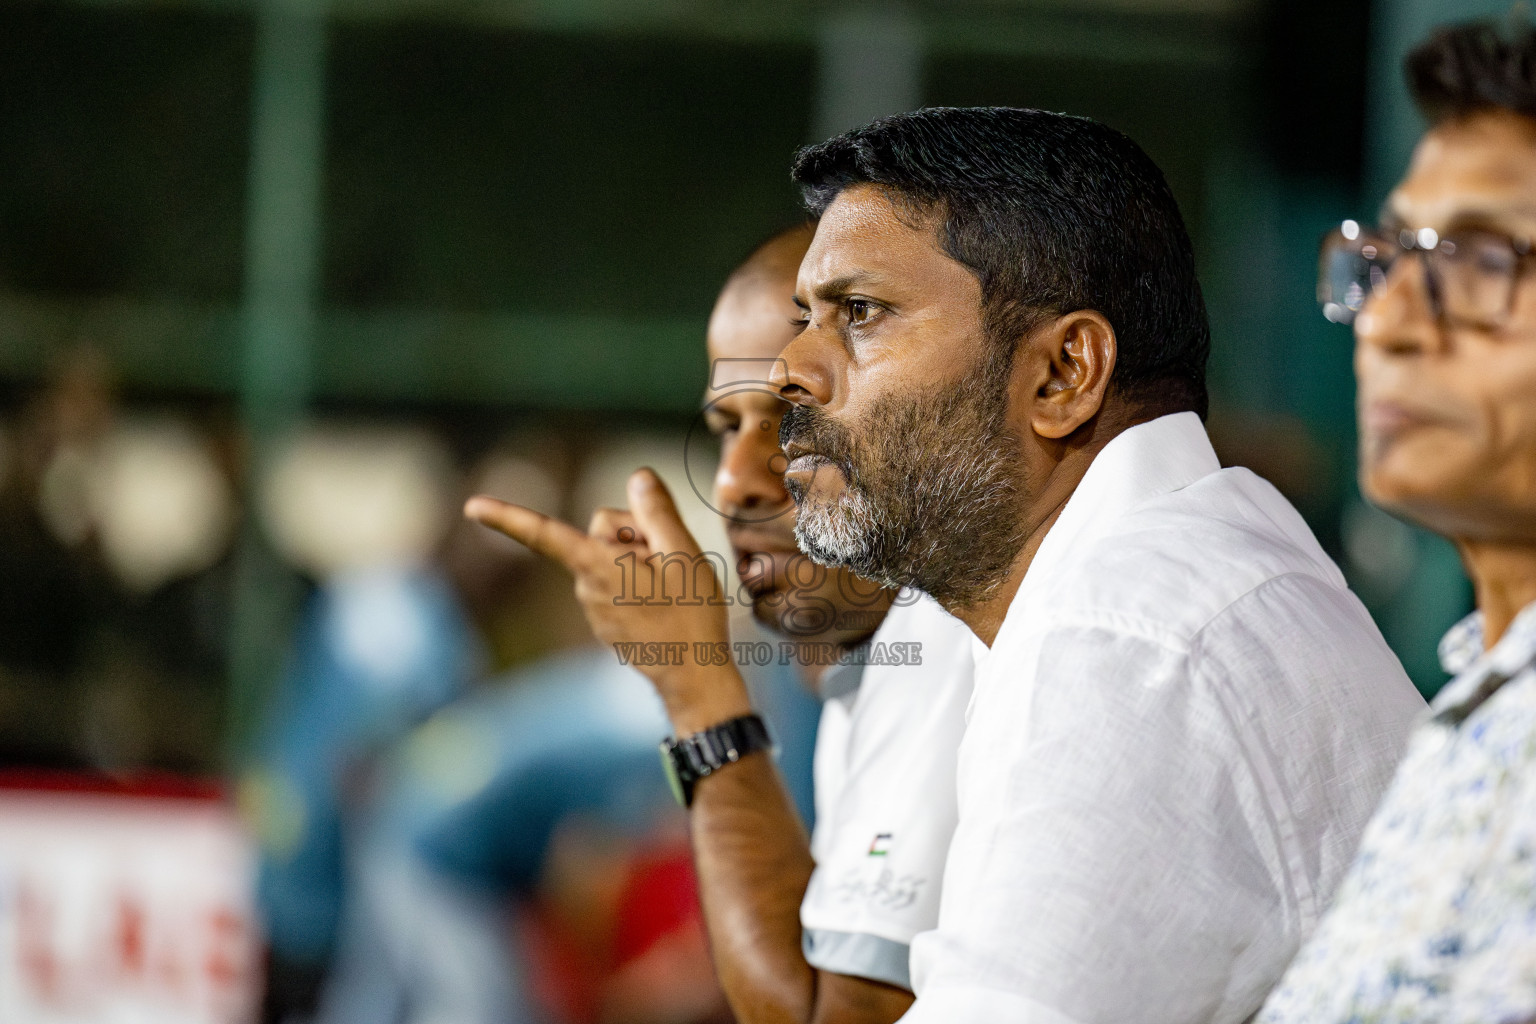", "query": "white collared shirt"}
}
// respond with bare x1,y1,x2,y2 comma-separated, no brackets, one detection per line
901,412,1425,1024
802,592,974,991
